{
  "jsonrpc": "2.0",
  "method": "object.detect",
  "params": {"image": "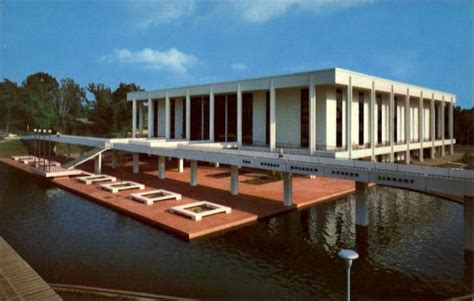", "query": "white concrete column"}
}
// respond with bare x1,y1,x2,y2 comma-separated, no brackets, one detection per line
190,160,198,187
419,92,424,162
132,99,137,138
177,158,184,173
158,156,166,179
441,96,446,157
165,92,171,139
66,144,71,159
111,151,117,169
230,165,239,195
309,76,316,154
449,98,454,155
269,80,276,151
147,94,154,138
370,81,376,161
237,84,242,146
186,89,191,141
94,153,102,174
283,172,293,207
431,94,435,159
465,196,474,252
138,102,144,134
389,85,395,162
132,153,139,174
405,88,410,164
355,181,369,226
209,86,215,142
346,77,353,159
215,162,220,168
